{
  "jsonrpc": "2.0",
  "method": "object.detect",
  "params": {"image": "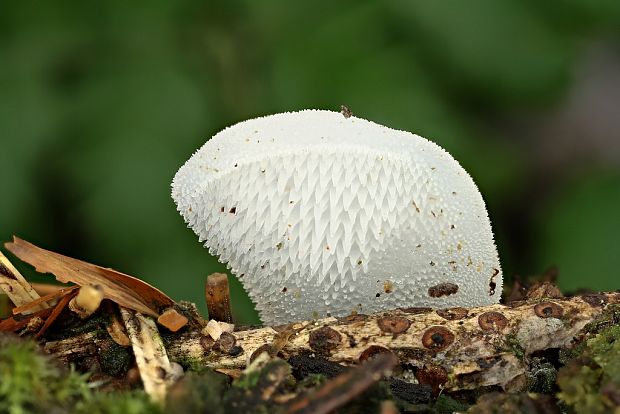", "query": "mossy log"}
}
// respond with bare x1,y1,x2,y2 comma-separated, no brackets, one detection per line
44,292,619,393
